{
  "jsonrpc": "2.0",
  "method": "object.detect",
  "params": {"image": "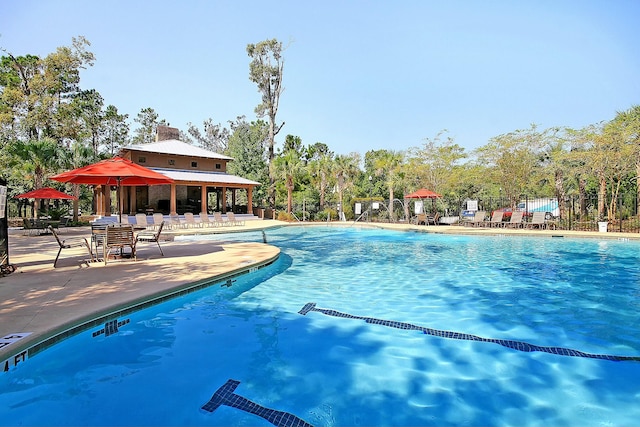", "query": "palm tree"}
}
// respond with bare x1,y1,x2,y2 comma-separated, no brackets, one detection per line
308,152,334,210
334,153,360,220
373,150,404,219
271,149,304,215
8,137,65,217
61,141,96,221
